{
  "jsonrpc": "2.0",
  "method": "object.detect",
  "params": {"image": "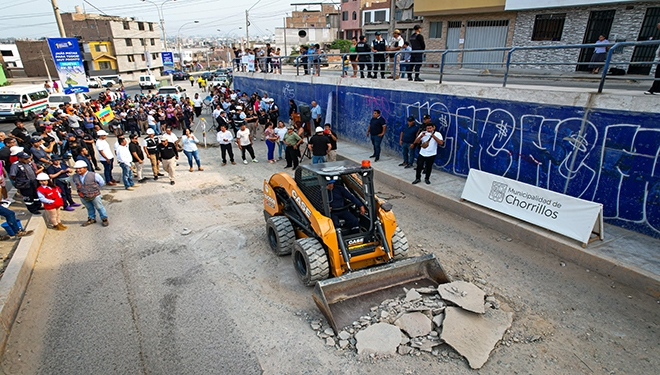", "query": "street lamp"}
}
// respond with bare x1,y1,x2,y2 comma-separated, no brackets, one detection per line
178,20,199,69
141,0,176,50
